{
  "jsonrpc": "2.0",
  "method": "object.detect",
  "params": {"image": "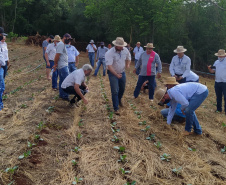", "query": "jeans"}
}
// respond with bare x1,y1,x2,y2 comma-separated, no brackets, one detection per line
134,59,140,75
94,58,106,76
2,61,8,79
134,75,156,100
184,89,209,134
58,66,69,99
215,82,226,113
161,108,185,122
108,70,126,111
68,62,77,73
0,68,5,110
49,60,58,89
62,86,87,103
88,52,95,67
